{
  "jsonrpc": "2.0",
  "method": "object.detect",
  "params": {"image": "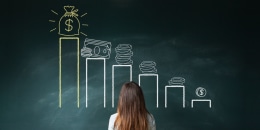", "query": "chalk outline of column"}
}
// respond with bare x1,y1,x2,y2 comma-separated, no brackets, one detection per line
165,85,185,108
59,37,80,108
138,74,159,108
191,99,212,108
112,65,132,108
86,58,106,108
